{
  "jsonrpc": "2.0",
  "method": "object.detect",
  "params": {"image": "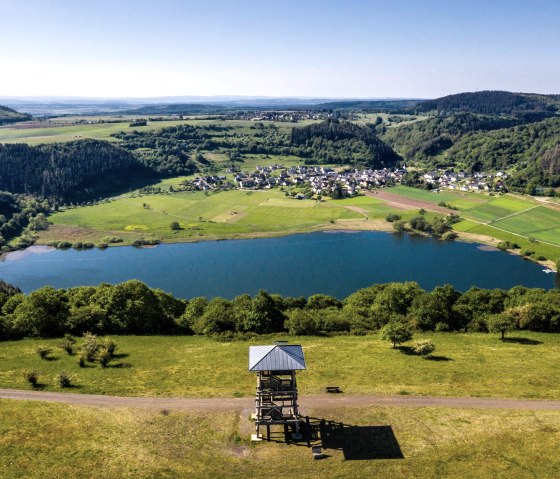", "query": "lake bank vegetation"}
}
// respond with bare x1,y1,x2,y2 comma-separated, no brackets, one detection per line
1,279,559,341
